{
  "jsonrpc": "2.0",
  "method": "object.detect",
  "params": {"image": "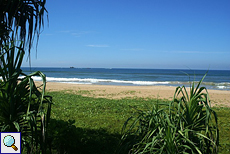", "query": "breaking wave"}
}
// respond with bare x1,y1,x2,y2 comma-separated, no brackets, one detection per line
31,76,170,86
28,76,230,90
